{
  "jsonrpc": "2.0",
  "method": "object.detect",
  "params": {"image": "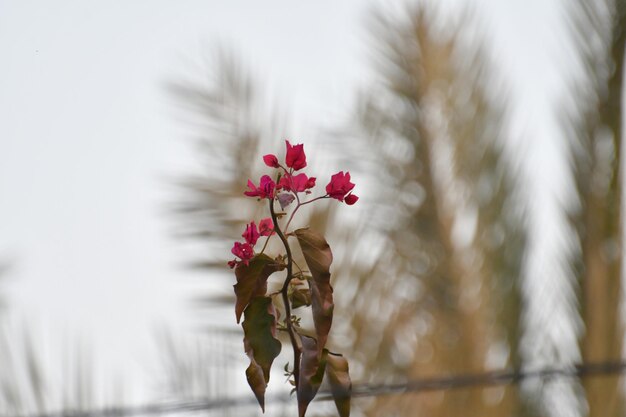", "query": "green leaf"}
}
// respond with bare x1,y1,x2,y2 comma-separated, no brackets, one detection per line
297,336,327,417
325,351,351,417
290,287,312,309
294,228,334,354
242,296,282,411
234,254,284,323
